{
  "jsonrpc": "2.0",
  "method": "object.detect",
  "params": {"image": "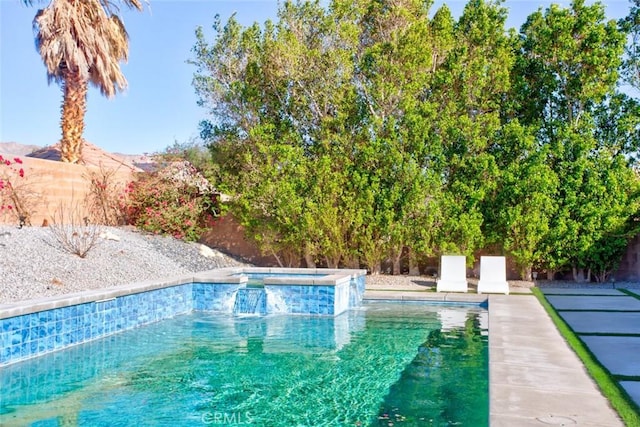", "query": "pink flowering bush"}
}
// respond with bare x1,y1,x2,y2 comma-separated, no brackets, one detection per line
121,164,219,241
0,155,30,224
